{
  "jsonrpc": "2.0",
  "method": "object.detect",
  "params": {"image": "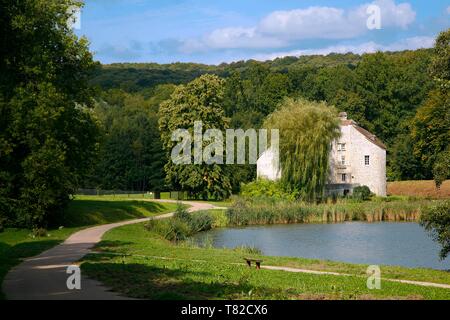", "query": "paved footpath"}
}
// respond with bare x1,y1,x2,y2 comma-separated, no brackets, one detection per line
2,200,220,300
